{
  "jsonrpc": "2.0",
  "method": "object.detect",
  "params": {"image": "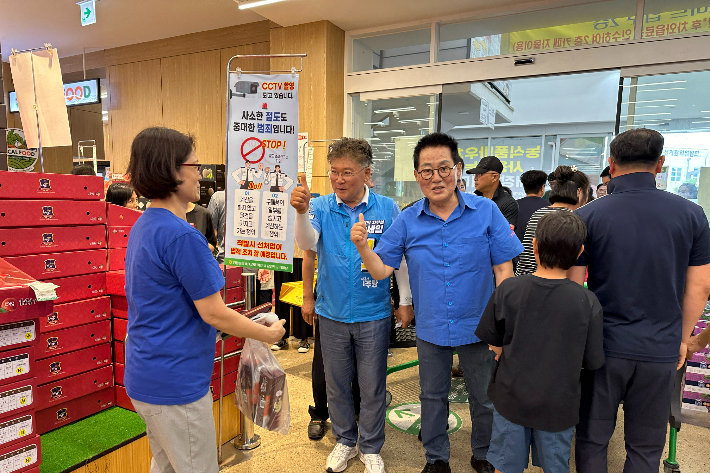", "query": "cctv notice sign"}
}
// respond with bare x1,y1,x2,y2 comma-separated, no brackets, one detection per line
225,74,299,272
